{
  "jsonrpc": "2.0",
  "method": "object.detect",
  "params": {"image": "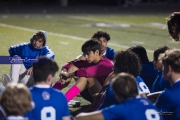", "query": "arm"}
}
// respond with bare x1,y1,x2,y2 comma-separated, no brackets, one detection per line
60,64,79,86
60,61,81,86
75,54,86,61
154,90,175,113
96,72,116,95
8,43,26,56
27,66,33,75
106,47,116,61
76,111,104,120
62,116,71,120
147,91,162,103
75,61,112,78
103,72,116,87
44,46,55,59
